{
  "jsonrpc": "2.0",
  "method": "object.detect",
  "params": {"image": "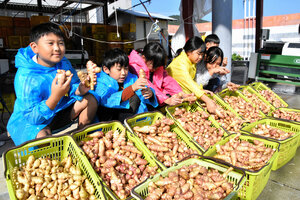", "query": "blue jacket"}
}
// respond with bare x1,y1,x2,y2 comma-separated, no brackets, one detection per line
7,46,83,146
93,71,158,113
